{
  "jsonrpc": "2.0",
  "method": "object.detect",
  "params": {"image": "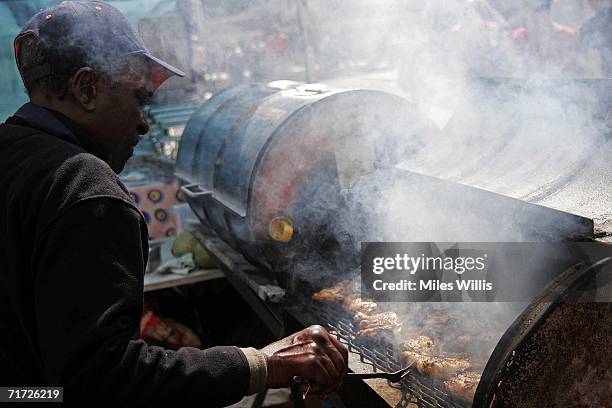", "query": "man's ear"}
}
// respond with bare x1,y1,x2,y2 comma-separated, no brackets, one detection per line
71,67,100,111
